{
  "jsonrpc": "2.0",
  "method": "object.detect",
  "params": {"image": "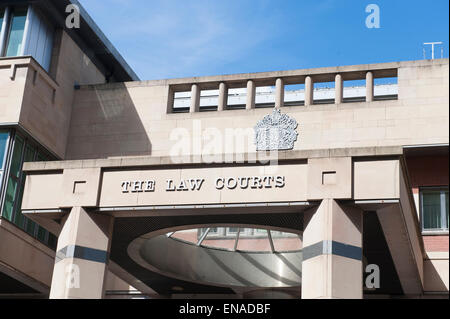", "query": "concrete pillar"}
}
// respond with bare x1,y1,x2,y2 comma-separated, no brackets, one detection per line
190,84,201,113
246,80,256,110
305,76,314,106
275,78,284,108
50,207,114,299
301,199,363,299
366,71,374,102
335,74,343,104
218,82,228,111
